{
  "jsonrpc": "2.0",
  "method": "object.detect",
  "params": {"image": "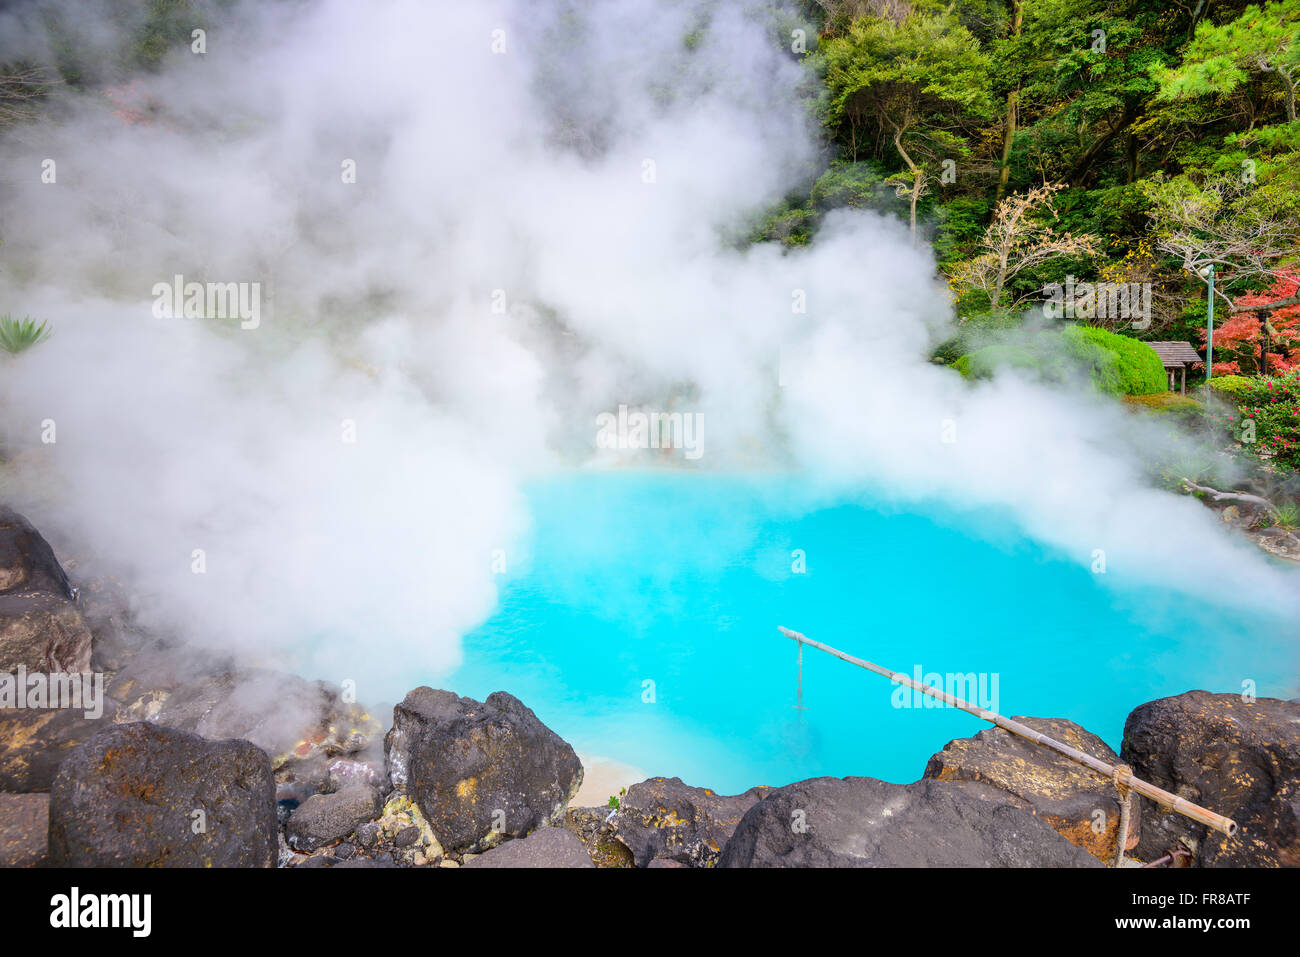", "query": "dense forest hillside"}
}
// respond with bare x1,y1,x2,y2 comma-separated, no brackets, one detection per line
753,0,1300,367
3,1,1296,346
